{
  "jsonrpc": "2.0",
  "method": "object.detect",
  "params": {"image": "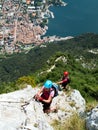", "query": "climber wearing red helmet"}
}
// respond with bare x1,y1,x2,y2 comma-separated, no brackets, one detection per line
64,71,69,76
57,71,70,90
